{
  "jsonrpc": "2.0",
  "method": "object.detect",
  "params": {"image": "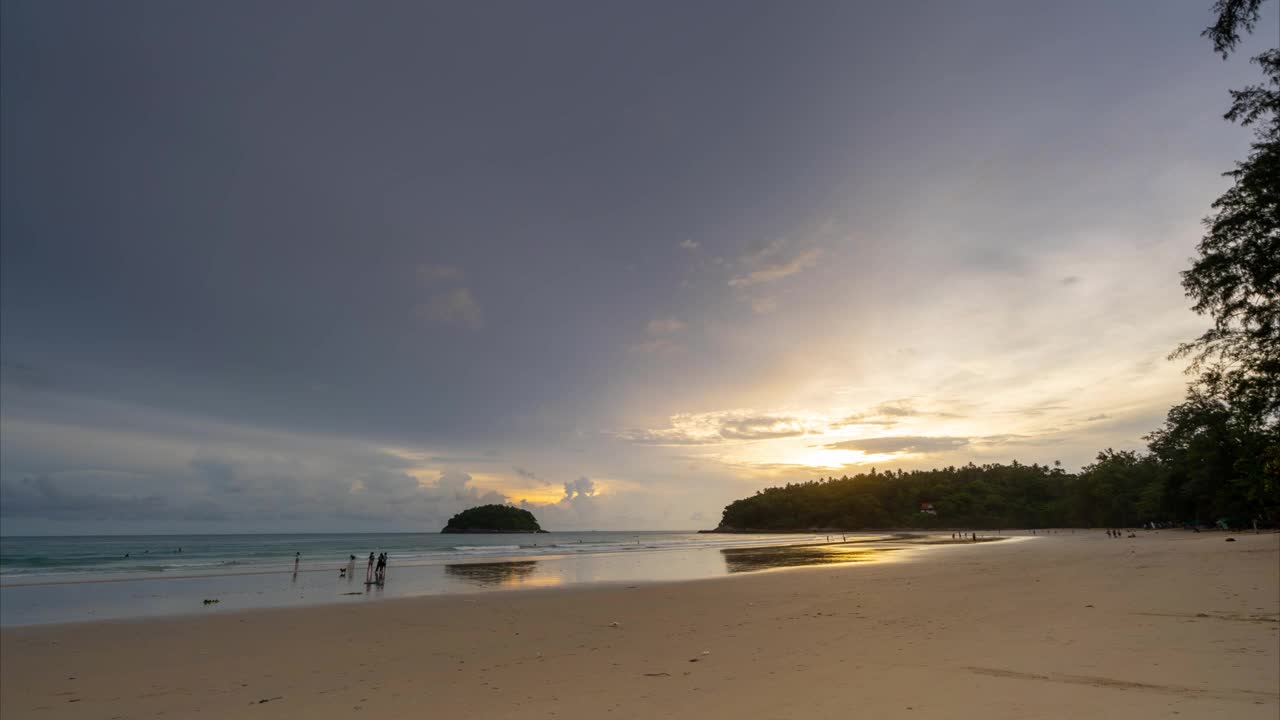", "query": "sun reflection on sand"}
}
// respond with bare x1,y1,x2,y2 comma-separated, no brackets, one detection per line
444,561,563,589
720,544,896,574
